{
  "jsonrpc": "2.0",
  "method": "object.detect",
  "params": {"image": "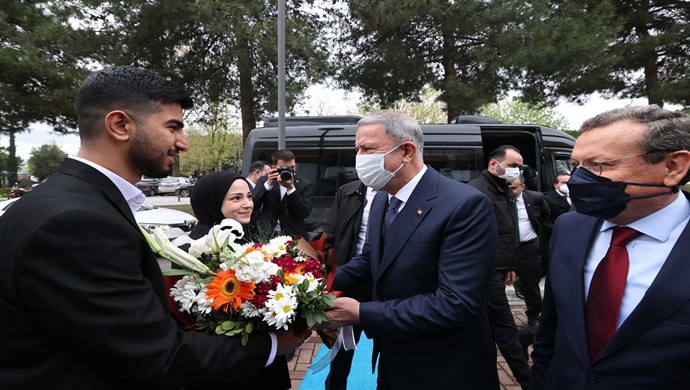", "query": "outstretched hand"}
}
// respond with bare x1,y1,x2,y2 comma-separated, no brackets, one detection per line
321,297,361,329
